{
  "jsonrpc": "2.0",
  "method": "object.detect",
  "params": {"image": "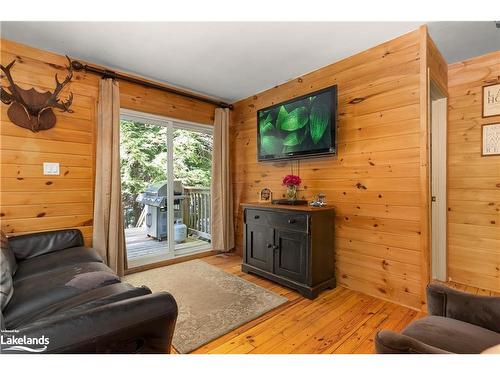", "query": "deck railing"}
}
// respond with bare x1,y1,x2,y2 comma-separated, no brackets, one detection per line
183,187,211,241
129,187,211,241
